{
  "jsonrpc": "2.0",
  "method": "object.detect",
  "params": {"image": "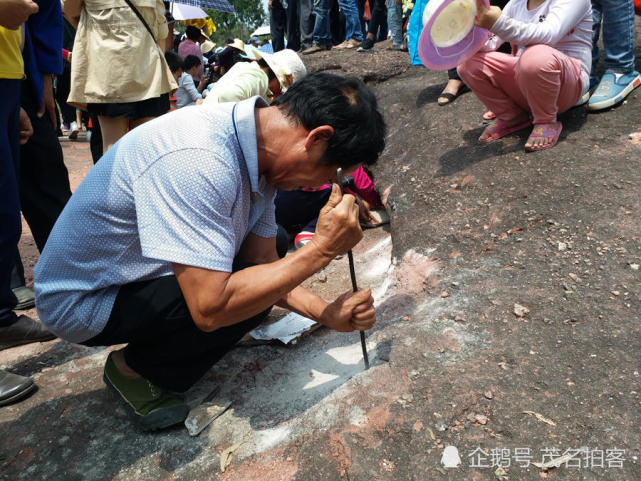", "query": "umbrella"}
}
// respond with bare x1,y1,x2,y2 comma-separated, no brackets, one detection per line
170,3,208,20
250,25,271,37
171,0,236,14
